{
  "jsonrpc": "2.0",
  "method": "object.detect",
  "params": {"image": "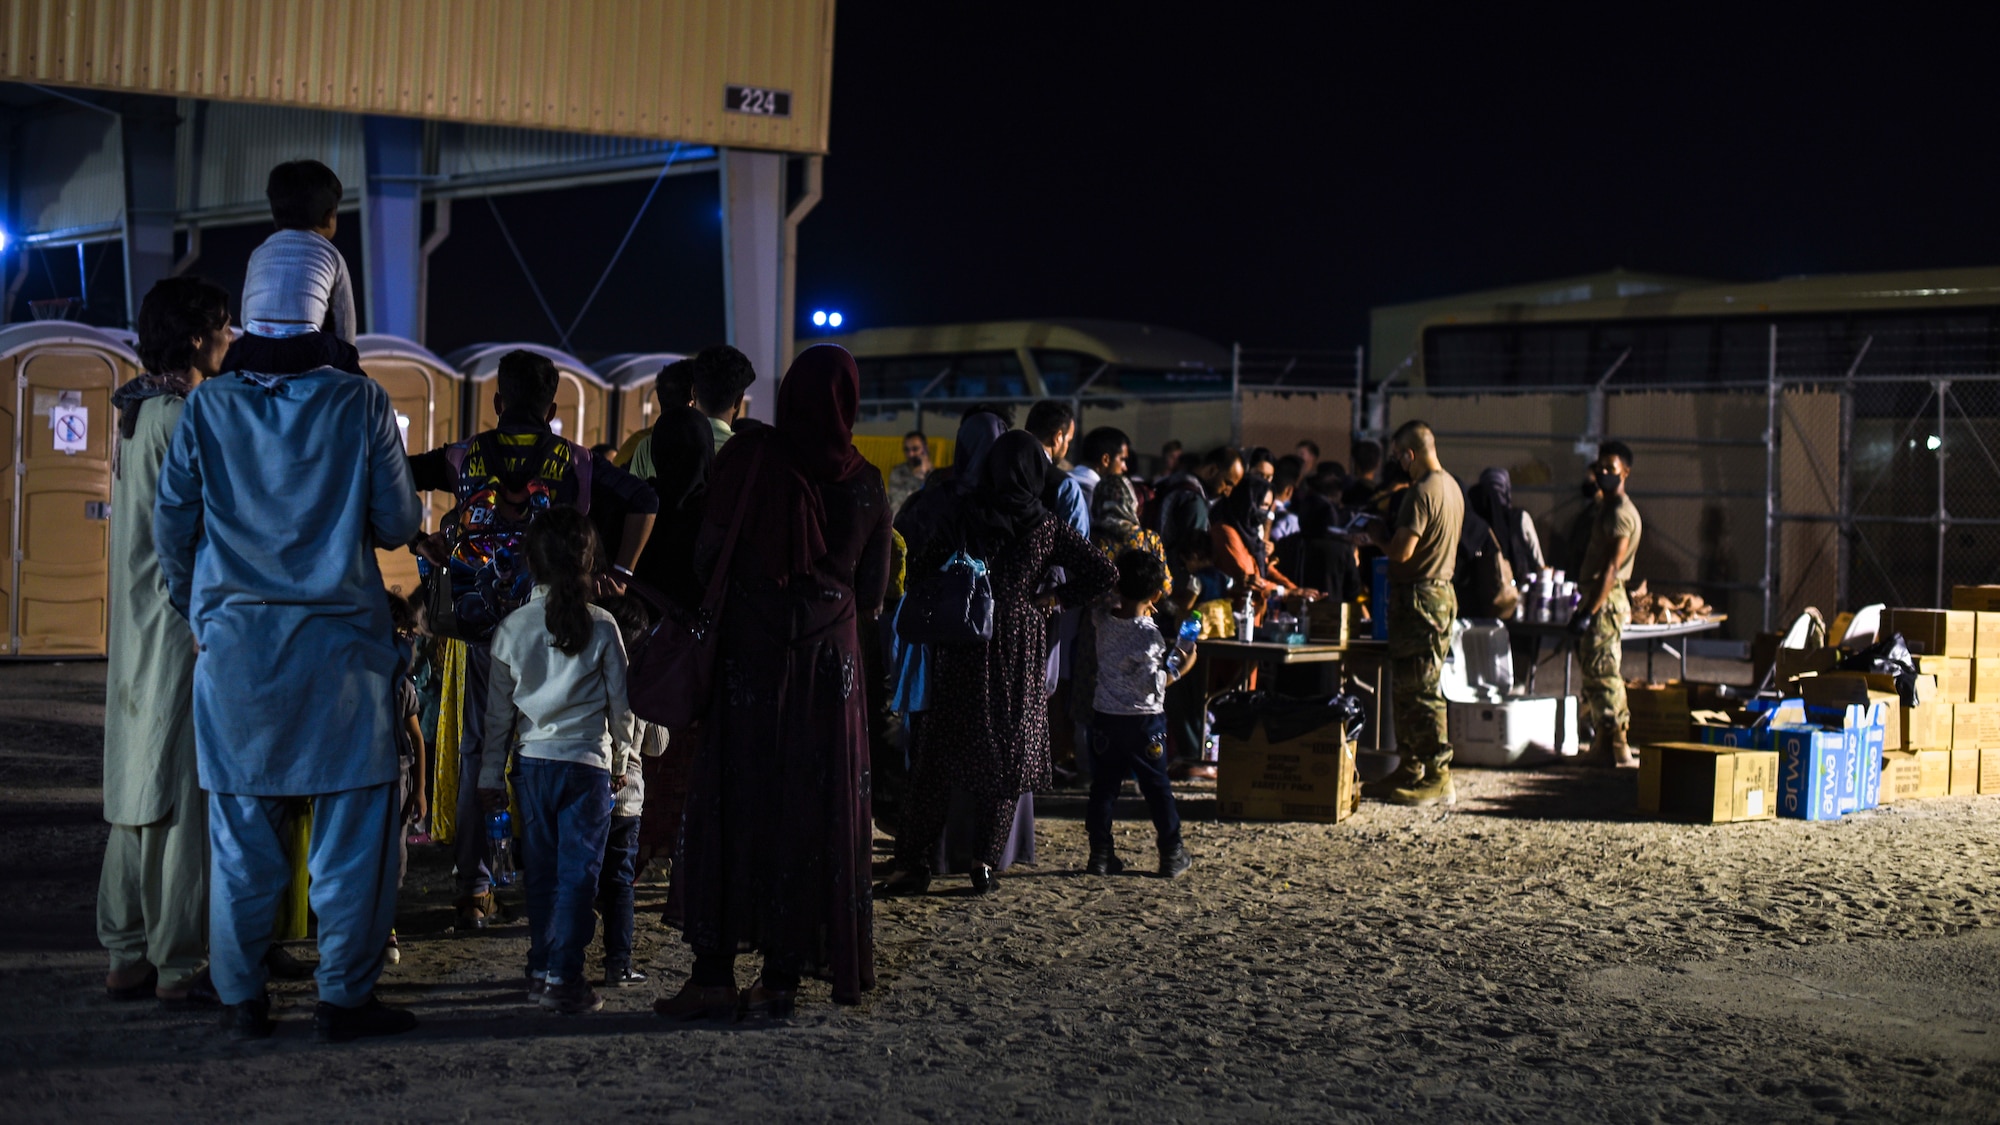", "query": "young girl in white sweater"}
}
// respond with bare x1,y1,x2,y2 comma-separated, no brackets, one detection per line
478,507,633,1015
